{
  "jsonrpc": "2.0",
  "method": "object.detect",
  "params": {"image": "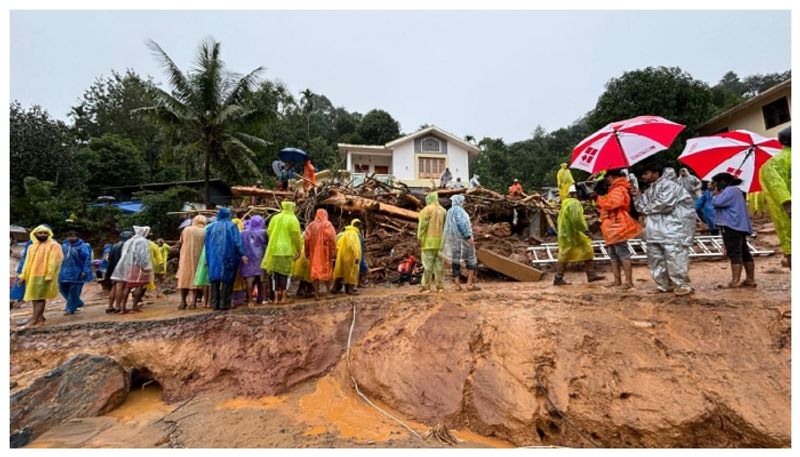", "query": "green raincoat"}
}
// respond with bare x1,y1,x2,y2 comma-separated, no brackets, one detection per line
418,192,446,251
759,146,791,254
262,201,302,275
557,197,595,262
